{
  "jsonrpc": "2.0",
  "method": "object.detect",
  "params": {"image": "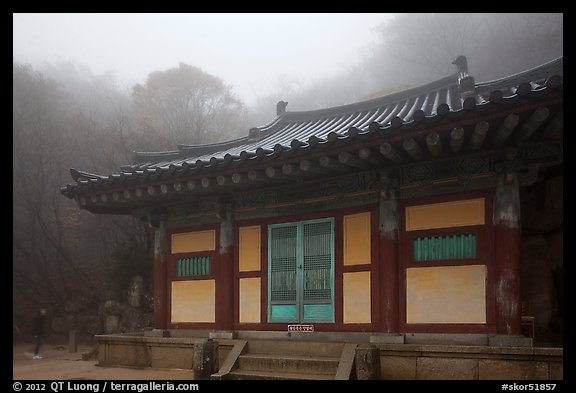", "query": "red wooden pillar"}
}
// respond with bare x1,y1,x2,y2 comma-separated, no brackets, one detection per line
494,172,521,335
217,203,234,330
153,217,168,329
379,186,399,333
